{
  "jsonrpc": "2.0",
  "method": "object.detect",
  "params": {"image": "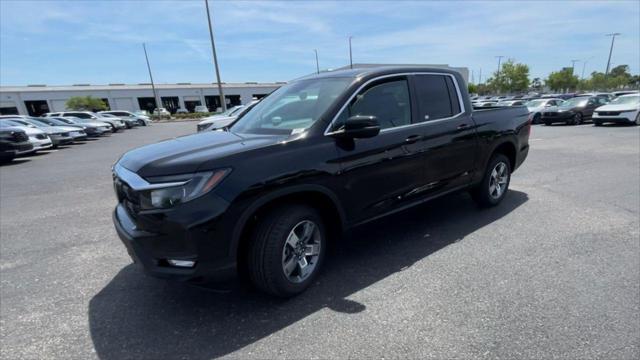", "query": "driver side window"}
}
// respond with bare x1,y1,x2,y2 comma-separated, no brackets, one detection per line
335,78,411,131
